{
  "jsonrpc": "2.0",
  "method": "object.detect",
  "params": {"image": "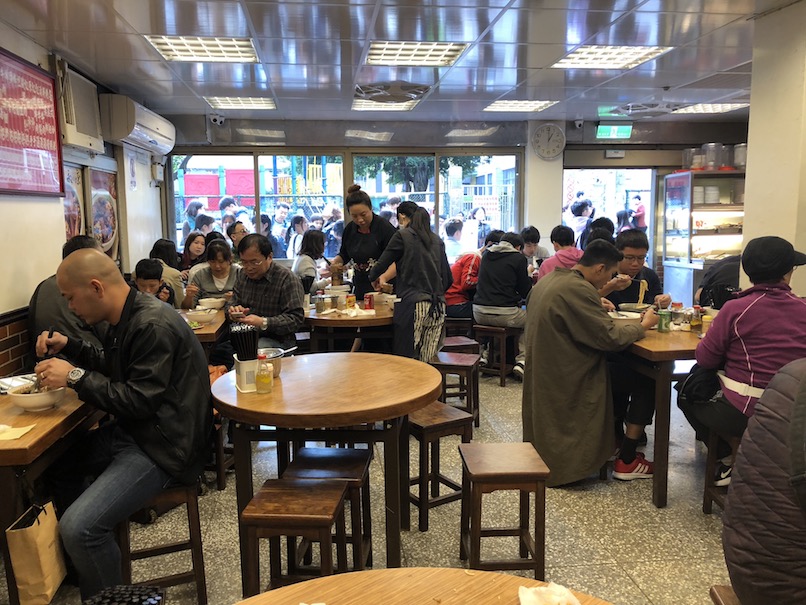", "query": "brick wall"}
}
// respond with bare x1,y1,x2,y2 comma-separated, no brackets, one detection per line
0,310,31,377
